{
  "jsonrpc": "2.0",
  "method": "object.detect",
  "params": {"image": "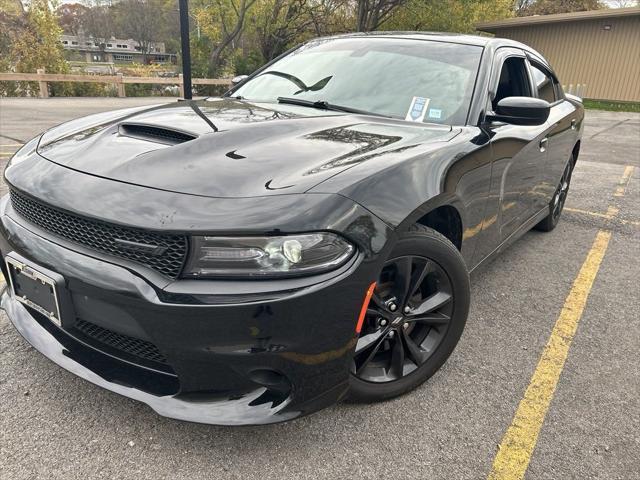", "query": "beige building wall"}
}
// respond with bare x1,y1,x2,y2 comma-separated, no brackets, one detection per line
485,16,640,102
